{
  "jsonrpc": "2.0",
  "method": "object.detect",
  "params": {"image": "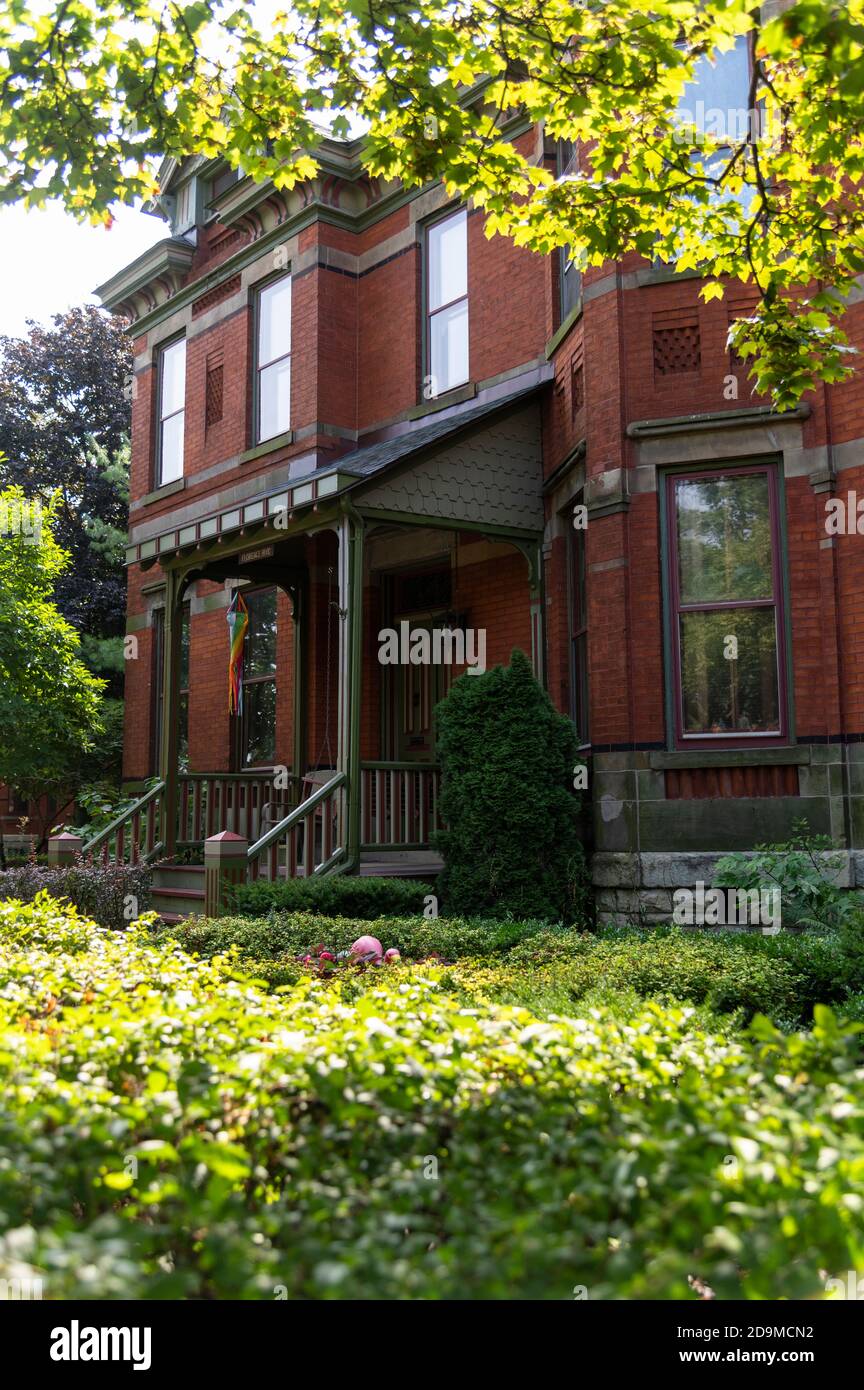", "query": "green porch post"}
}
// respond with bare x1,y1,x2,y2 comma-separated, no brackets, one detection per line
337,510,365,867
291,578,308,796
159,567,183,858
